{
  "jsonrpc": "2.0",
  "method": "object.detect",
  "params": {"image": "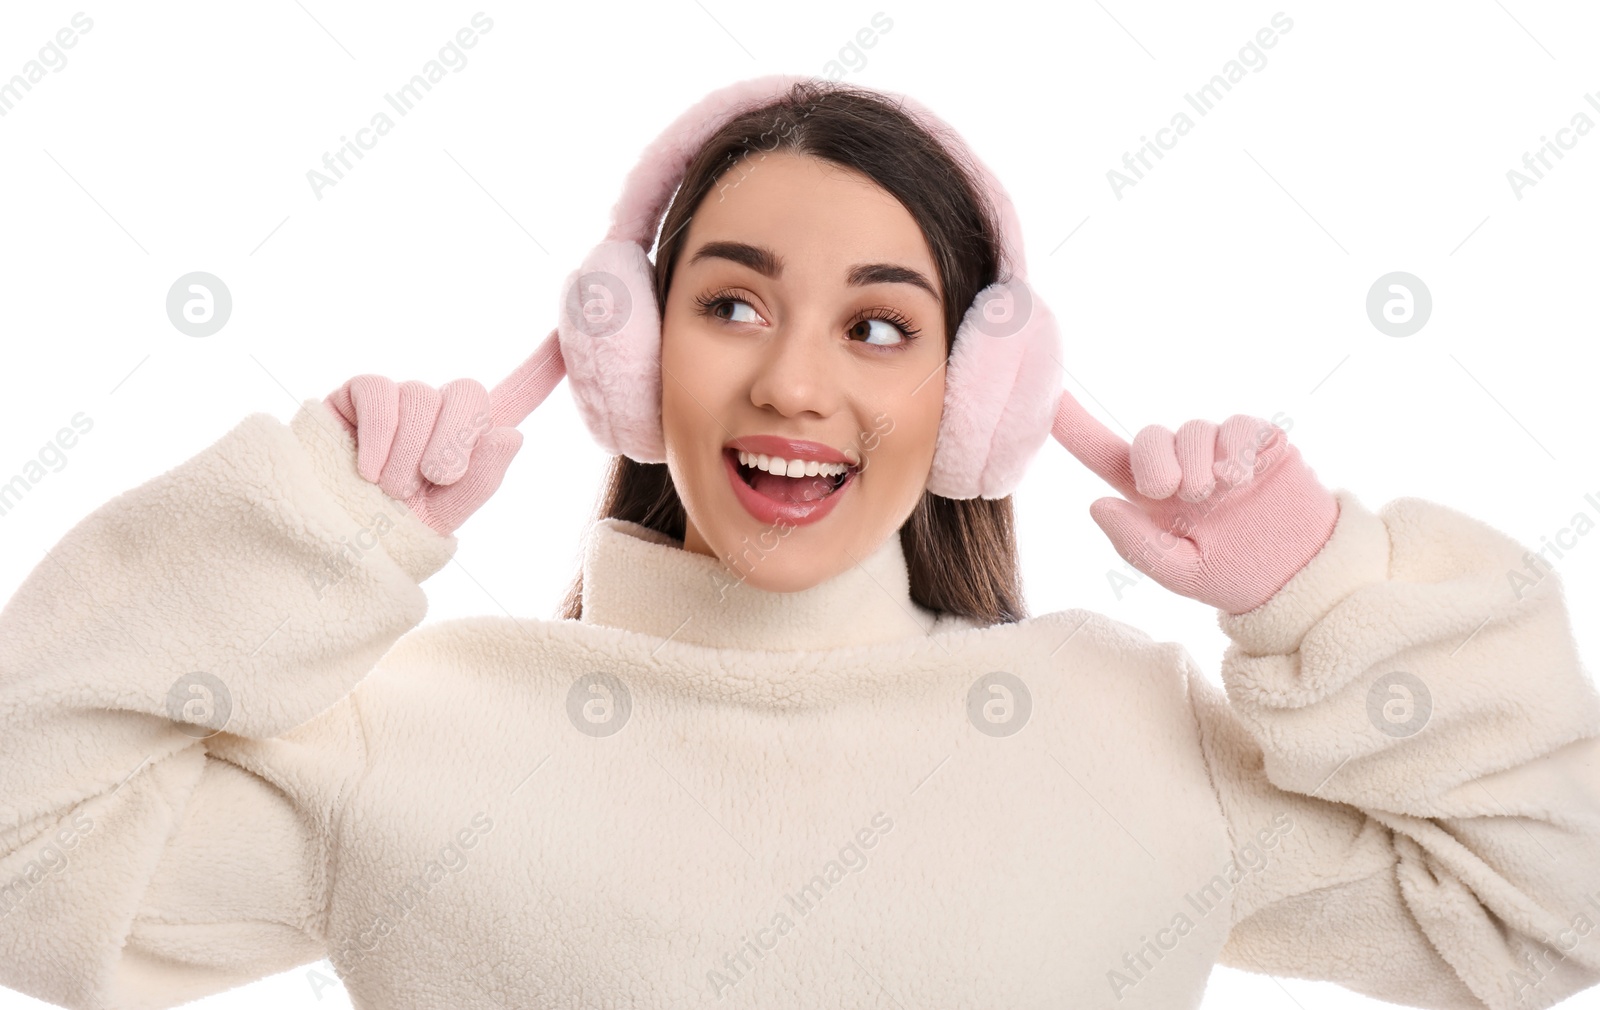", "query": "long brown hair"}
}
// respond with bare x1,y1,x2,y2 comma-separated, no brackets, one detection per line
558,79,1027,626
